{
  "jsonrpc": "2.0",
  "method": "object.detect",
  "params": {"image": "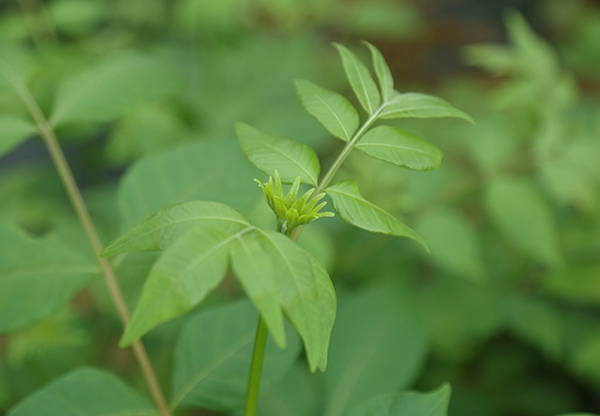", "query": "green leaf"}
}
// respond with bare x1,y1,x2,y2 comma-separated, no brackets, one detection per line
355,125,443,171
294,79,359,142
0,116,36,158
50,53,178,126
484,178,563,269
414,209,486,281
118,140,259,232
101,201,250,258
333,43,381,114
120,225,240,346
7,367,157,416
362,41,394,102
249,228,336,372
378,92,473,123
326,180,427,250
170,300,301,411
230,231,286,347
0,225,99,334
236,122,320,185
322,285,428,416
346,384,451,416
